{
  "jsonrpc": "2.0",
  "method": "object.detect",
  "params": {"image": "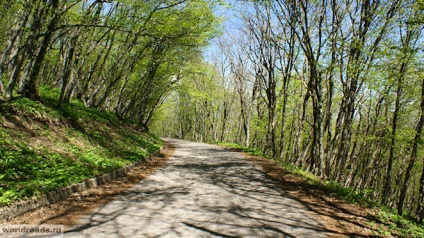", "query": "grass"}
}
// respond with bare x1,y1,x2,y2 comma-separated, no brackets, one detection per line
217,142,268,158
217,142,424,238
0,86,163,206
